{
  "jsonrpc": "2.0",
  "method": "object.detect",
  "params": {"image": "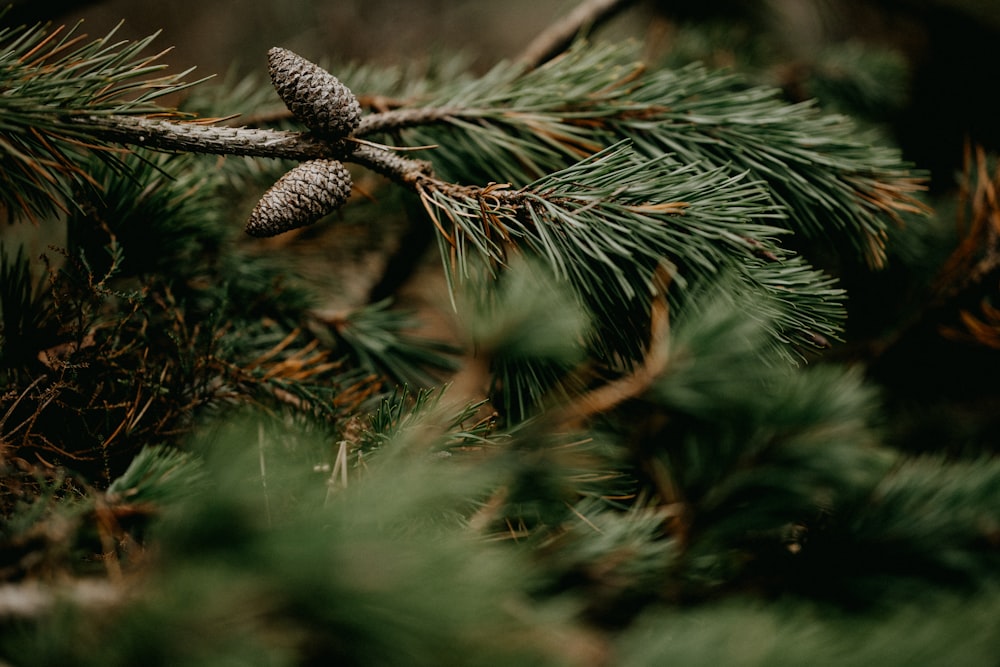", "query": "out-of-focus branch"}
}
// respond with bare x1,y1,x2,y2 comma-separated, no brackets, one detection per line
517,0,637,68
